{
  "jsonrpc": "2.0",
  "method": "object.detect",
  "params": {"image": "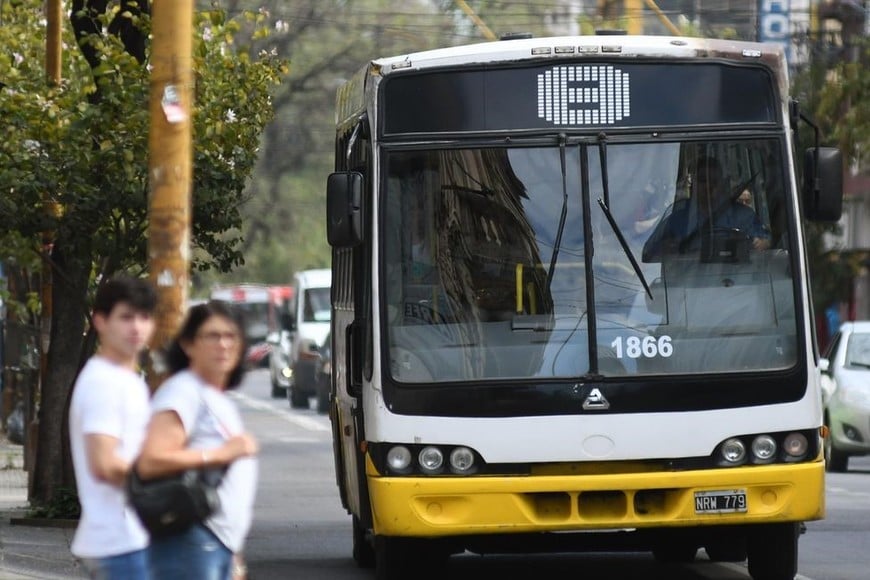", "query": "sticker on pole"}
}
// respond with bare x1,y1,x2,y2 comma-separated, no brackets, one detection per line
161,85,186,123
